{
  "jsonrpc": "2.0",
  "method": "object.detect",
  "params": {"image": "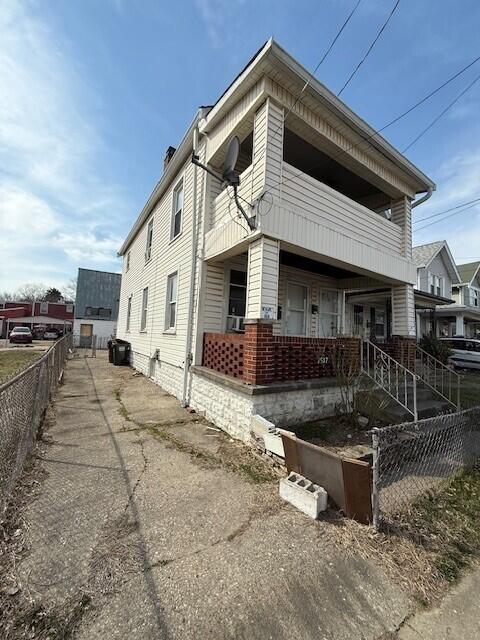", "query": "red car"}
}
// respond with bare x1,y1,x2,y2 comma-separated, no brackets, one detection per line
9,326,33,344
